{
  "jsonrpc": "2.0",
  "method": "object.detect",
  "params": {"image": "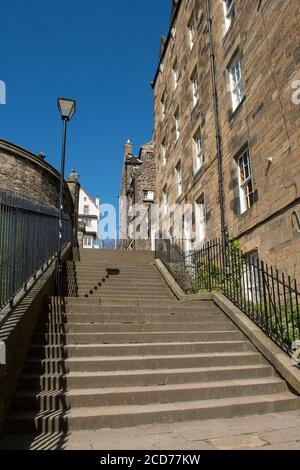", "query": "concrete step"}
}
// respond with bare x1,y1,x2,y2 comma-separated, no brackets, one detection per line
13,378,287,410
37,322,237,333
75,266,160,273
57,302,218,313
60,298,183,307
68,298,183,307
24,351,265,373
77,282,170,290
94,279,169,286
28,340,254,358
7,393,300,432
32,330,244,345
45,313,227,324
78,293,175,300
18,364,275,390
